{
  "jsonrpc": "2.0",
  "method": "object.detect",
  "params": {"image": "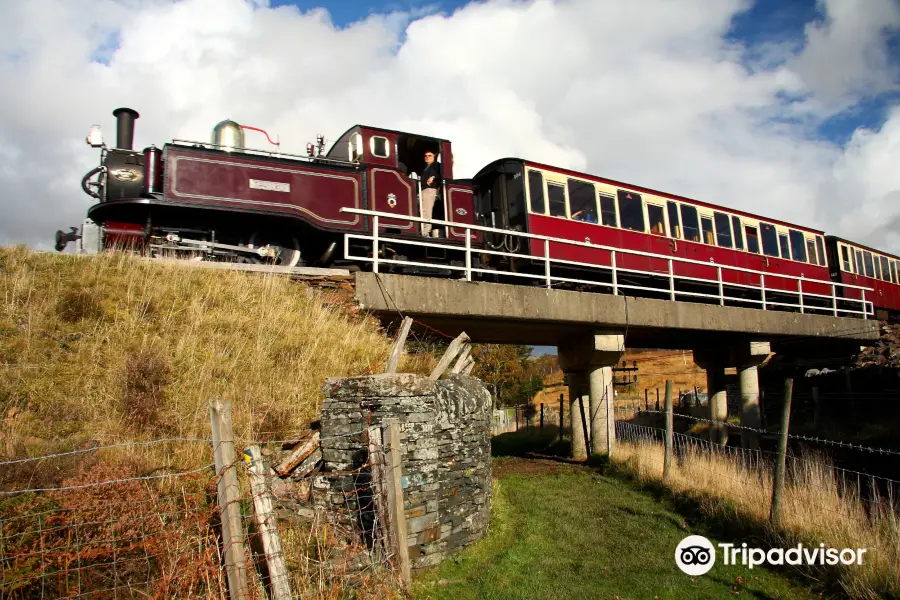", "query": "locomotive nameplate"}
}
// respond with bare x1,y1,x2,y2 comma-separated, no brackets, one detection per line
249,179,290,193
